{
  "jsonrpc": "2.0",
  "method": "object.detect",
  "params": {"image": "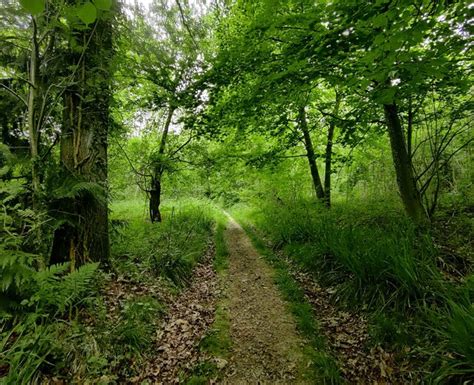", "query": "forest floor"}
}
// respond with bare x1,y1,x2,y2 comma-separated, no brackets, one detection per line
131,242,220,384
112,212,415,383
123,214,312,384
220,216,309,384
